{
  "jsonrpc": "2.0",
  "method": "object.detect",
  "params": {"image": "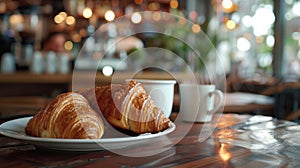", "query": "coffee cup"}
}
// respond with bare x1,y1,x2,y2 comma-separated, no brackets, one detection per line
179,84,224,122
127,79,176,118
